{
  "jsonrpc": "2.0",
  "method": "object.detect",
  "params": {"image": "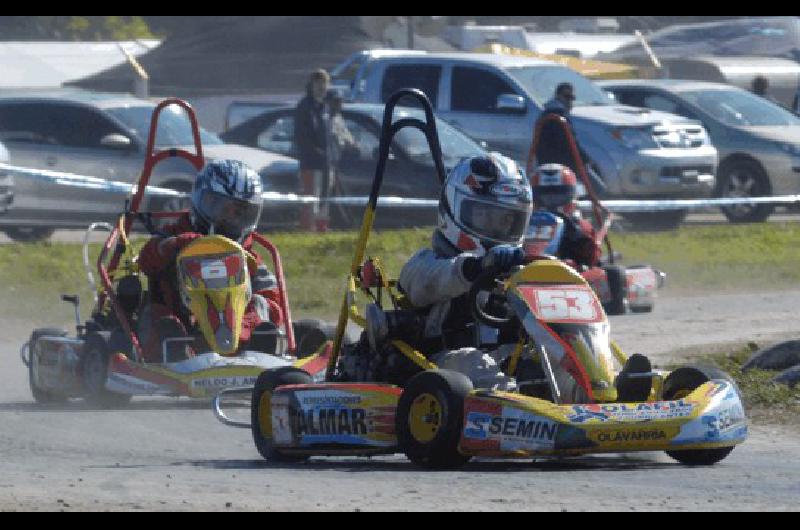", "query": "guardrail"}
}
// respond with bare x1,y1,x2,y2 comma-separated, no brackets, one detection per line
2,162,800,213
